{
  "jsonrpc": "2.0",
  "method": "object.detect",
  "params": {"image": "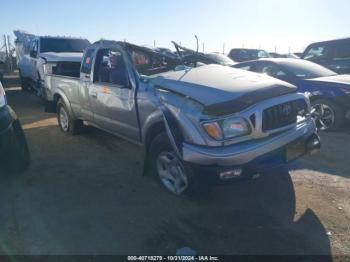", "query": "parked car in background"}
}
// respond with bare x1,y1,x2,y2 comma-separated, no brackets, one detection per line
14,31,90,104
48,40,320,195
154,47,177,58
205,53,235,66
171,41,227,66
302,38,350,74
270,52,300,59
228,48,270,62
233,58,350,131
0,81,30,173
0,61,4,83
